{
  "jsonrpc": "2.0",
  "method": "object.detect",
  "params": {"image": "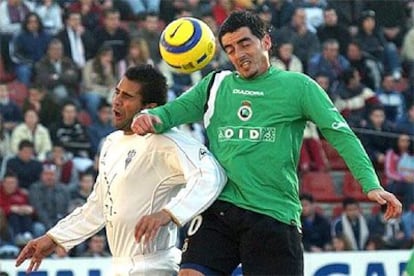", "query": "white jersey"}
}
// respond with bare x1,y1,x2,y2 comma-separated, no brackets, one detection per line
47,129,227,275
